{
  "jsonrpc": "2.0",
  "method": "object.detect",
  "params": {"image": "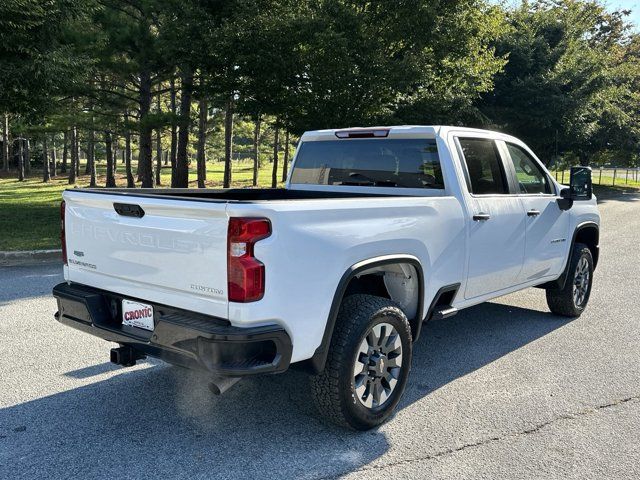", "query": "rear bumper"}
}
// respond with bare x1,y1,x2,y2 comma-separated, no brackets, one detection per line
52,282,292,376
